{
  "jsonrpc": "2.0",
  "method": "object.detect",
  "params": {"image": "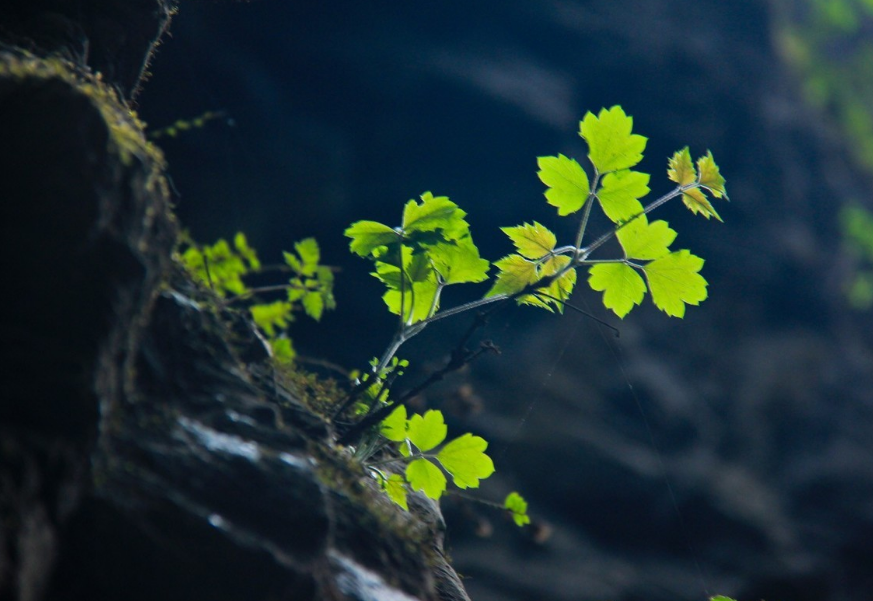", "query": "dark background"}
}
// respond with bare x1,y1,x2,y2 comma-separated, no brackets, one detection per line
138,1,873,600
